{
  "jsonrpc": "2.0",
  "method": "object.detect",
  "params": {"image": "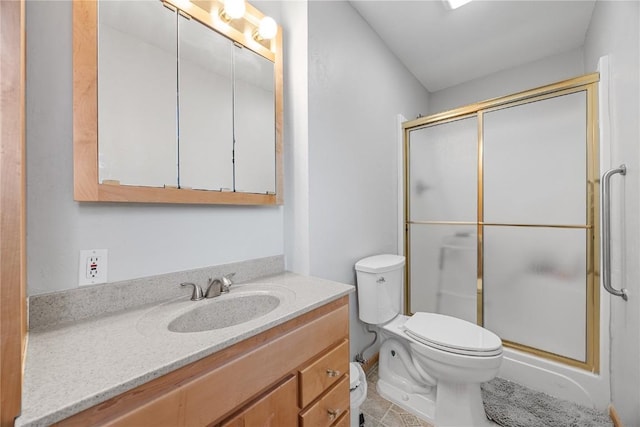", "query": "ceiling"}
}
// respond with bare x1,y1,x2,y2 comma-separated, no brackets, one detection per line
350,0,596,92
